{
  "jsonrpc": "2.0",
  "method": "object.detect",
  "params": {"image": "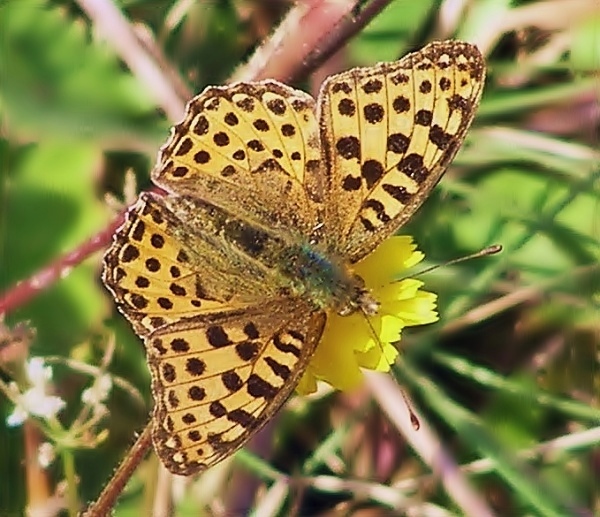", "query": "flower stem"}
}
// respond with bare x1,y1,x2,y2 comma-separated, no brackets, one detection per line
81,421,153,516
62,448,79,517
